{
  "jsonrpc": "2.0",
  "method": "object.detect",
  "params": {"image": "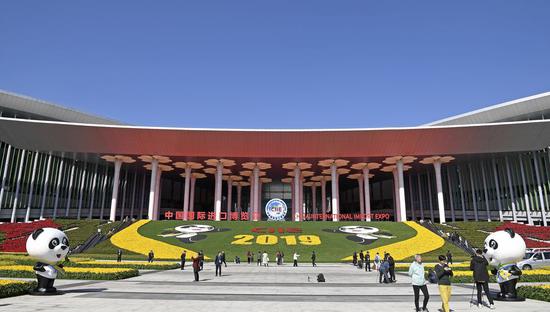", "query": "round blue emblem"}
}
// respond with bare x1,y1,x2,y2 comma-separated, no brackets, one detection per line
265,198,288,221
